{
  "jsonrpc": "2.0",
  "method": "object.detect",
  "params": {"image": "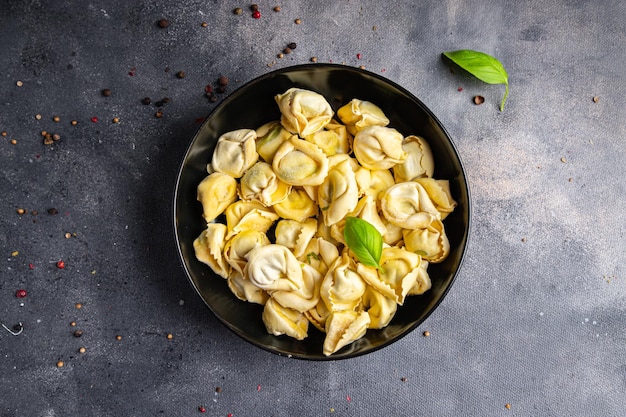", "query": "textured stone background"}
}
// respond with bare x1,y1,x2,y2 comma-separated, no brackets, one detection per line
1,1,625,416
